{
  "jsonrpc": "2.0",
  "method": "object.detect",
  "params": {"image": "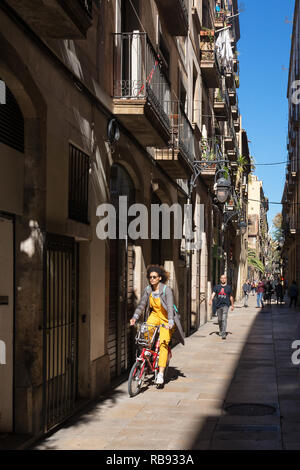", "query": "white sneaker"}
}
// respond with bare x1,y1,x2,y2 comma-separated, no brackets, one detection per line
155,372,164,385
